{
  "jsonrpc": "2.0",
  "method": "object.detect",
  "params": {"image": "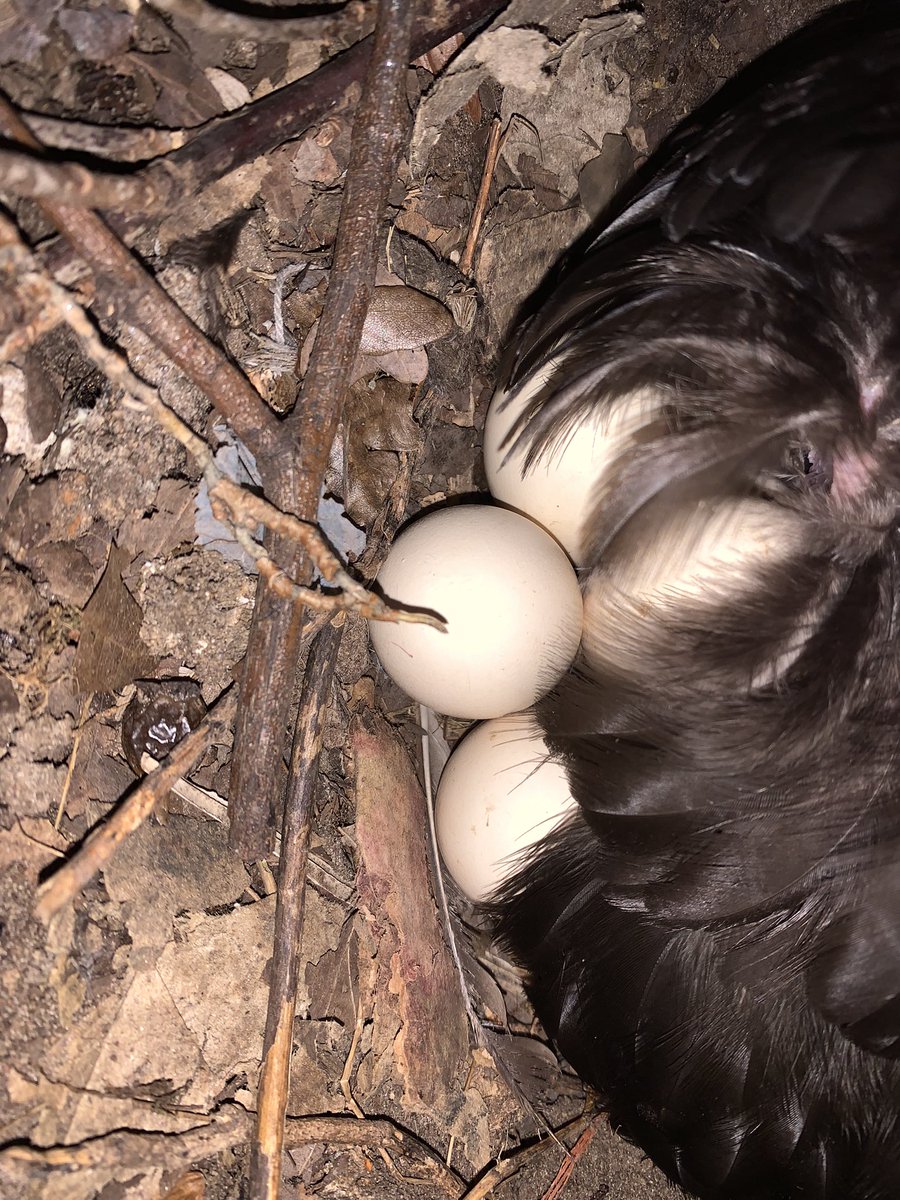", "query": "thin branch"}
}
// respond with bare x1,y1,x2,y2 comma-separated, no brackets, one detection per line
0,212,445,632
0,1101,464,1194
339,994,369,1119
35,691,237,923
284,0,418,480
228,0,418,860
459,117,503,277
17,112,187,161
249,623,342,1200
461,1114,594,1200
541,1119,600,1200
0,94,283,469
0,146,164,209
